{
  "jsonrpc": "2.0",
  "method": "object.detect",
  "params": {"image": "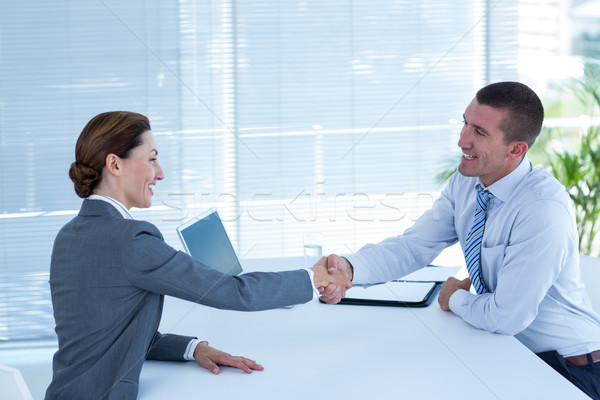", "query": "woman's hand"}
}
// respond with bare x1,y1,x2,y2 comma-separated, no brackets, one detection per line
193,342,264,374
